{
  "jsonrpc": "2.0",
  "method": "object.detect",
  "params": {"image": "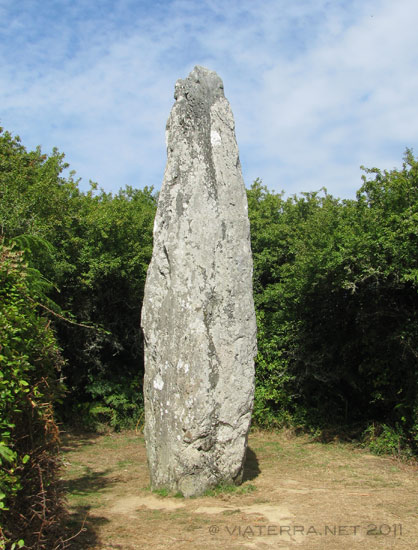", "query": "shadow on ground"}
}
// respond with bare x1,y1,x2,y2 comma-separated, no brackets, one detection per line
60,429,103,453
243,446,261,482
63,507,109,549
60,465,116,548
64,467,114,496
